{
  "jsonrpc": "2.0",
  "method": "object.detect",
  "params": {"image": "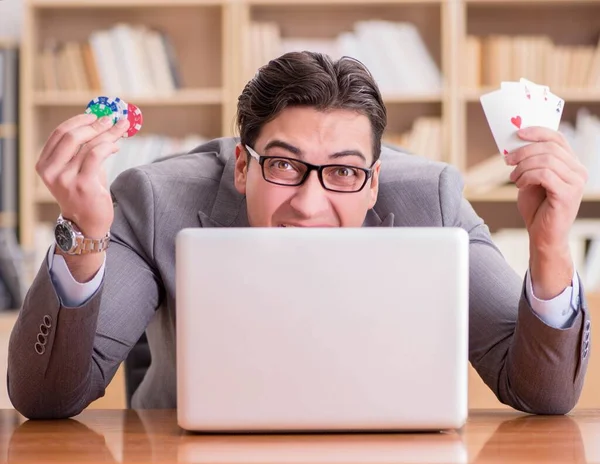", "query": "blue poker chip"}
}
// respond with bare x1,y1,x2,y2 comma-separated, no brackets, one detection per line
111,96,129,121
85,96,119,123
